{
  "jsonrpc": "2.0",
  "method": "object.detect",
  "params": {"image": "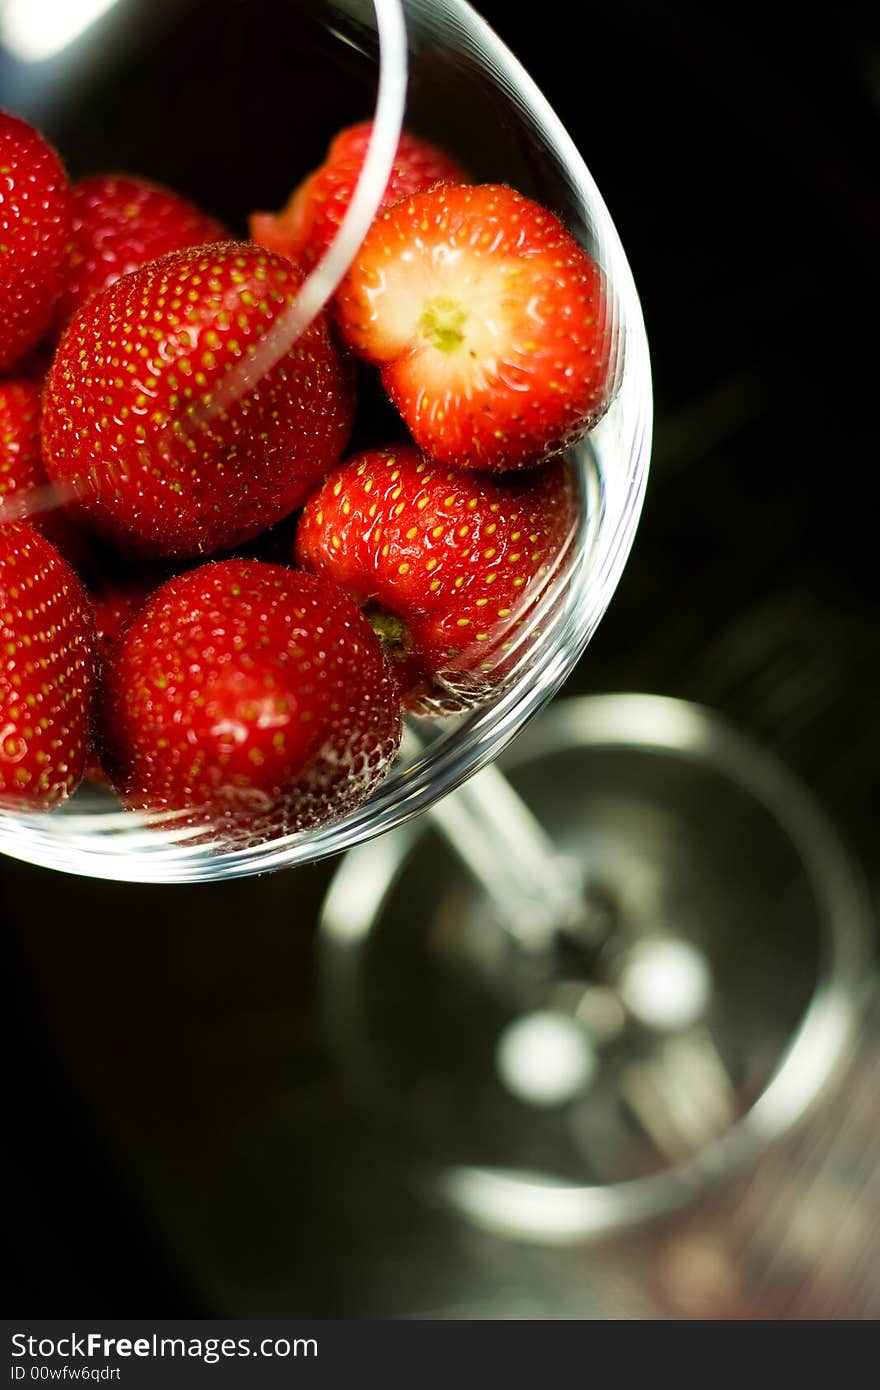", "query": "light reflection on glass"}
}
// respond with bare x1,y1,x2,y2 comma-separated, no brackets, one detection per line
1,0,120,63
